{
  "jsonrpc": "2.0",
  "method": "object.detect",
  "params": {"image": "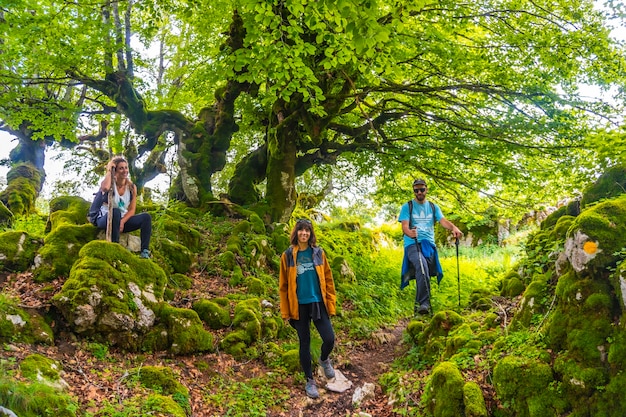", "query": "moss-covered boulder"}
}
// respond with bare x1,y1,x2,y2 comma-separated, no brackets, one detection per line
0,379,78,417
510,273,551,330
546,270,613,367
0,230,41,272
168,273,193,290
20,354,68,391
143,303,214,355
34,224,99,282
0,294,53,345
580,165,626,209
493,355,566,417
281,348,301,373
563,196,626,275
423,361,465,417
500,270,525,297
137,365,190,413
219,298,278,359
157,216,203,252
46,195,90,232
51,240,167,348
405,310,465,363
154,238,194,274
463,381,488,417
192,298,231,329
139,394,187,417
